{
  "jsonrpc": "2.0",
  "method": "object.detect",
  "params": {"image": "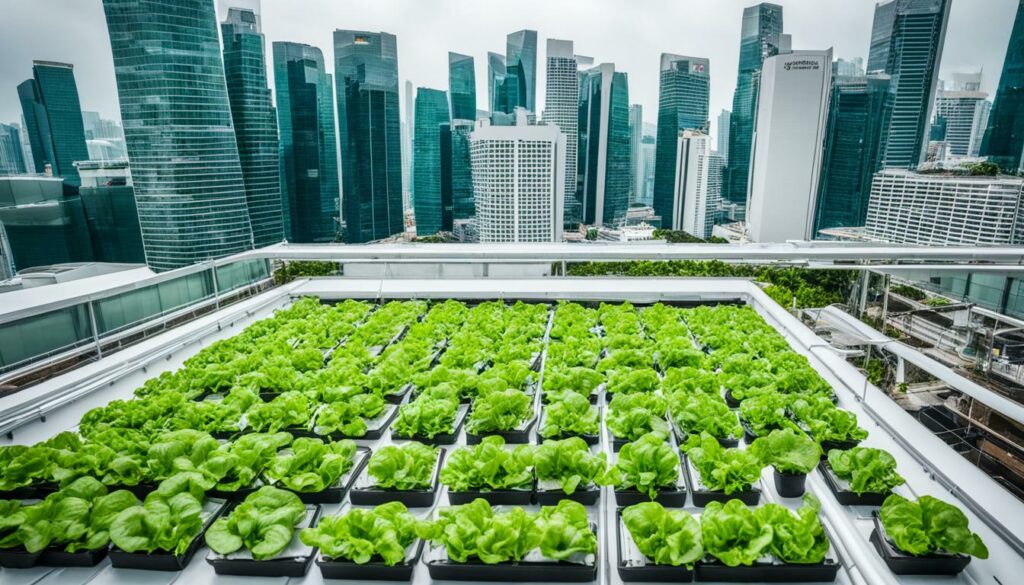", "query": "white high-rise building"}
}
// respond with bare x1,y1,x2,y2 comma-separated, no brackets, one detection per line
403,79,414,211
934,88,990,157
470,118,566,242
629,104,643,203
543,39,578,223
708,151,725,232
865,169,1024,246
716,109,731,163
746,49,832,243
671,130,713,238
